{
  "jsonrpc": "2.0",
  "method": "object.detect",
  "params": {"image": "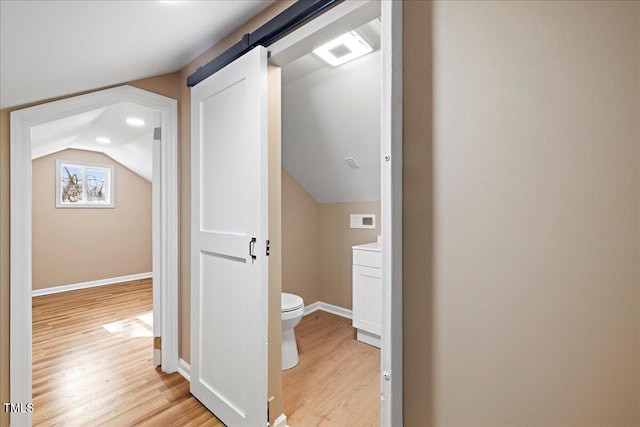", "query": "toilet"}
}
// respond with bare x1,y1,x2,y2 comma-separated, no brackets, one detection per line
281,292,304,370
